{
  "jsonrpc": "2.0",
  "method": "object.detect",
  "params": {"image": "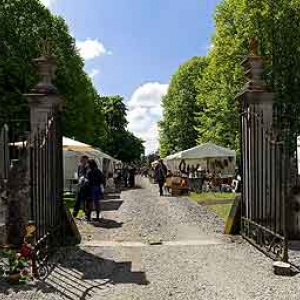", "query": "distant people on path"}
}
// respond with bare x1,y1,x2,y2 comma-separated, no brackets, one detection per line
106,172,116,193
73,155,89,219
85,159,106,221
128,165,136,188
114,170,122,192
154,158,167,196
141,167,149,177
122,165,129,188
